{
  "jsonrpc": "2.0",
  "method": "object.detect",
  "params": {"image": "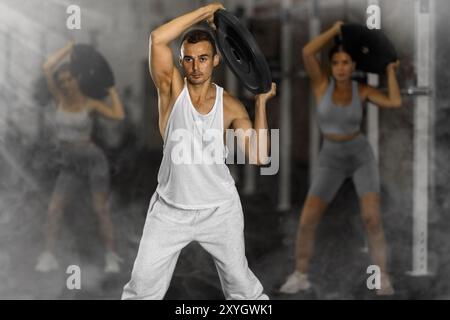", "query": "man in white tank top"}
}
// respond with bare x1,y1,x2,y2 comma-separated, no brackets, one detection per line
122,2,276,300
